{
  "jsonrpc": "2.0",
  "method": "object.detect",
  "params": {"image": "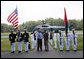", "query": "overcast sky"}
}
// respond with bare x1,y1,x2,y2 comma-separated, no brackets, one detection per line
1,1,83,25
